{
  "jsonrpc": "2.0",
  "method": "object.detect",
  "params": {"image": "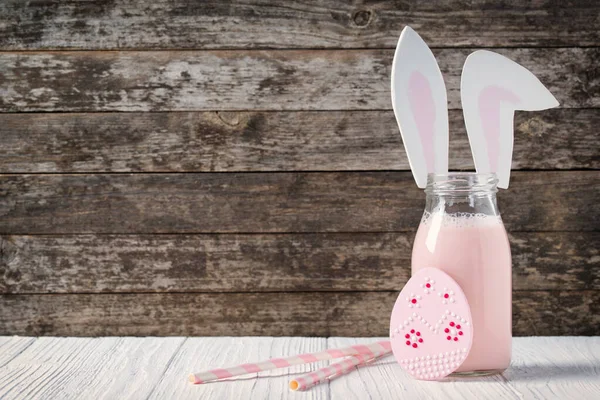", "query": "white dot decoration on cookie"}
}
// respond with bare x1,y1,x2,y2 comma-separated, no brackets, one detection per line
438,287,456,304
421,276,436,294
396,352,470,381
407,293,422,308
389,309,444,339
